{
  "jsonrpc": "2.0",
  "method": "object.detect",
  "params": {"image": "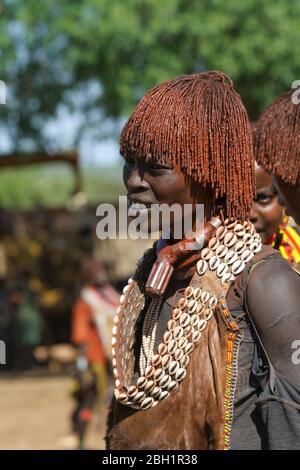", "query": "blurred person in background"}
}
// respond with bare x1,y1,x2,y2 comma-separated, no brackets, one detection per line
254,90,300,225
71,258,119,449
251,161,300,273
